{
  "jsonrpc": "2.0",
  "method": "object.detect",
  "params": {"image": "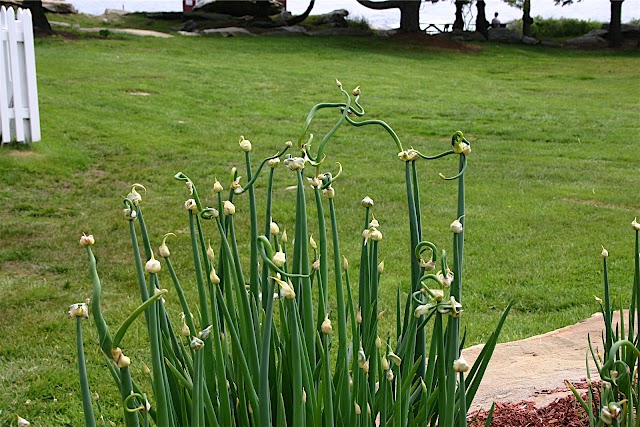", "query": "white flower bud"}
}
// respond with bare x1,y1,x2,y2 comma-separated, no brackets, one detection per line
210,267,221,285
239,135,252,152
377,261,384,274
453,356,470,373
354,402,361,415
159,233,175,258
281,229,288,243
181,319,190,337
123,208,137,221
357,347,366,369
336,78,343,88
601,246,609,259
184,199,198,212
352,86,361,96
68,303,89,319
223,201,236,216
145,253,161,274
79,233,95,247
370,228,383,242
342,256,349,271
302,389,307,403
633,218,640,231
272,251,286,268
323,186,335,199
186,181,194,195
356,308,362,324
309,235,317,250
386,370,394,382
267,157,280,168
420,258,436,271
308,176,322,188
437,269,454,287
388,351,402,366
207,244,215,262
270,221,280,236
361,196,374,208
284,157,305,171
321,315,332,334
199,325,212,340
127,184,145,205
375,336,382,349
381,356,390,371
112,347,131,368
312,258,320,271
274,276,295,299
213,179,224,193
450,218,464,234
190,337,205,351
285,140,293,148
369,215,379,228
